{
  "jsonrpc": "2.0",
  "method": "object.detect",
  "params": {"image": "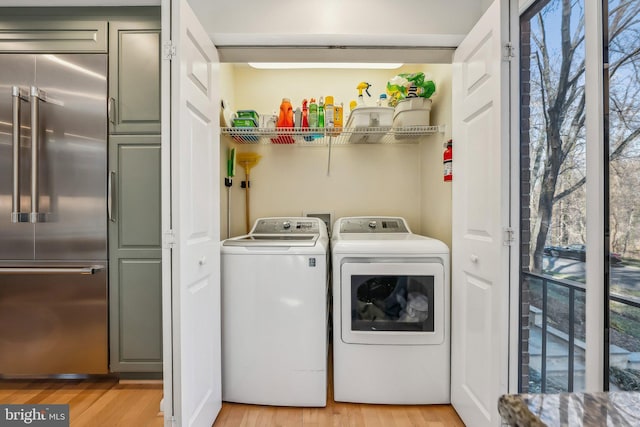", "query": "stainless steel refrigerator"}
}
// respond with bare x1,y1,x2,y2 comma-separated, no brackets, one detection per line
0,54,108,375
